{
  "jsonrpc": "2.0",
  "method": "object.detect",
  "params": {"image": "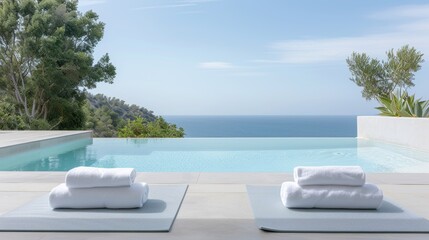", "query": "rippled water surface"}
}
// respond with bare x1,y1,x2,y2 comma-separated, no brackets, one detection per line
2,138,429,172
